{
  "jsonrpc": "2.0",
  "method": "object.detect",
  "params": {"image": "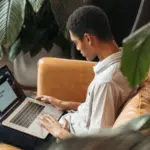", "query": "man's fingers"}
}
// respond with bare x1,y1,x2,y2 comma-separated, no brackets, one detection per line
38,119,49,130
41,97,47,101
36,95,49,100
36,96,50,103
35,95,44,100
39,115,49,122
38,119,45,126
39,117,50,129
45,115,58,123
39,115,55,124
48,115,57,120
